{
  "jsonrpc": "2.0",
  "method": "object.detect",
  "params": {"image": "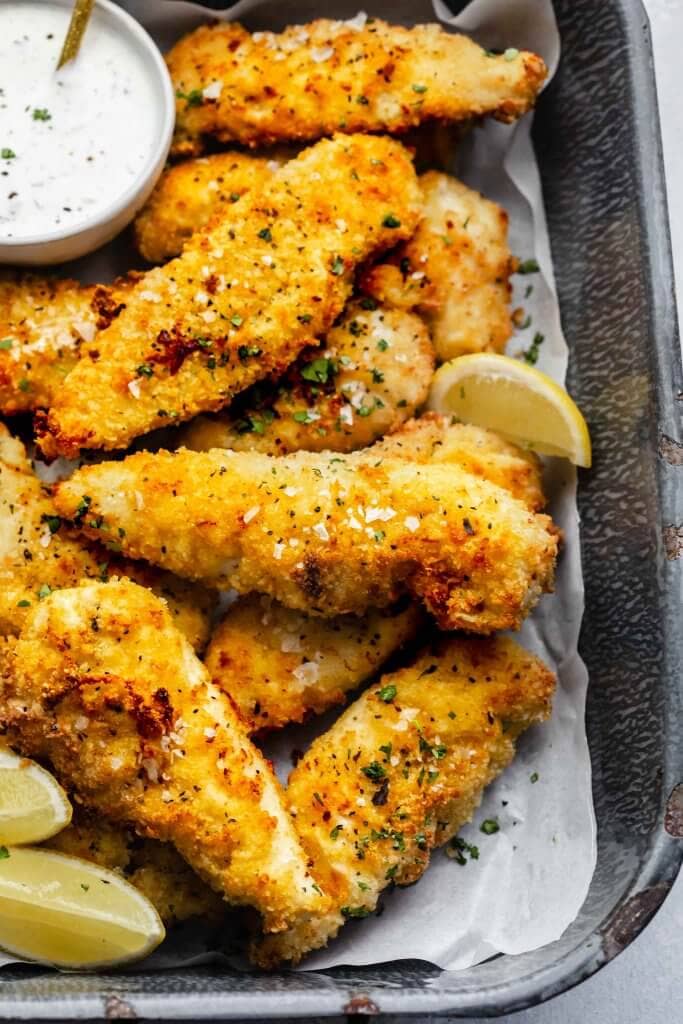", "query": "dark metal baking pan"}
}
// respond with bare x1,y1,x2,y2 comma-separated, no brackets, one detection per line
0,0,680,1016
